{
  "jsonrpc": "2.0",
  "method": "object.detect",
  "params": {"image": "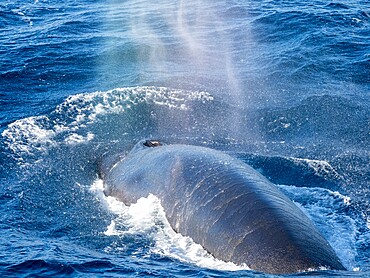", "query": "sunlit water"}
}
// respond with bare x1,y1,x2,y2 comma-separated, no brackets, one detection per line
0,0,369,277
